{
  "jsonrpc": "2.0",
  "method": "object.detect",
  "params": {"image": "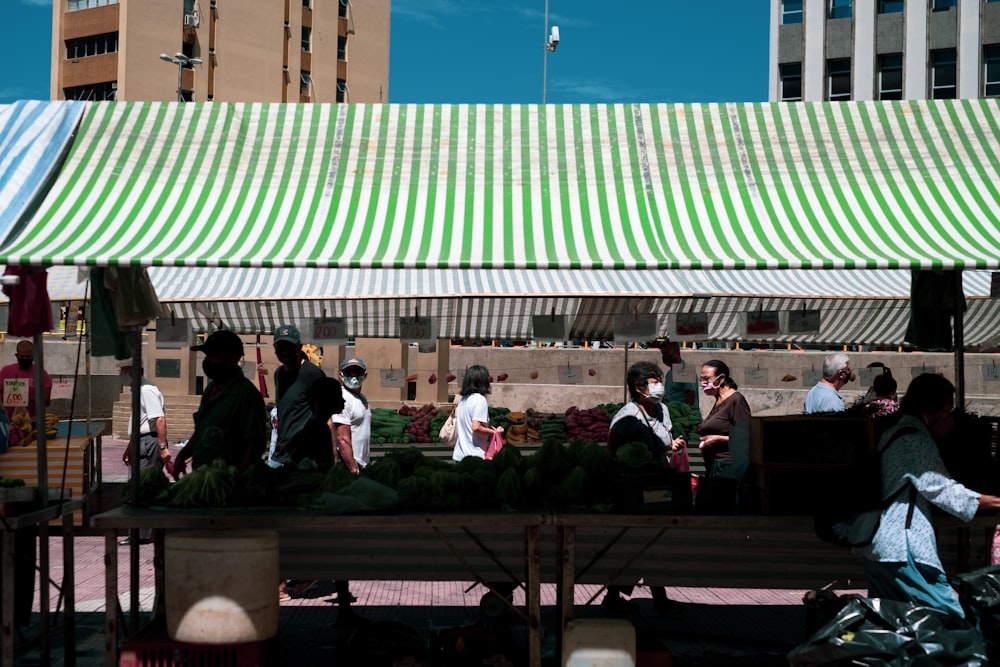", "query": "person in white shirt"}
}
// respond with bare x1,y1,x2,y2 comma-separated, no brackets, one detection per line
452,364,504,462
333,357,371,469
120,363,169,545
